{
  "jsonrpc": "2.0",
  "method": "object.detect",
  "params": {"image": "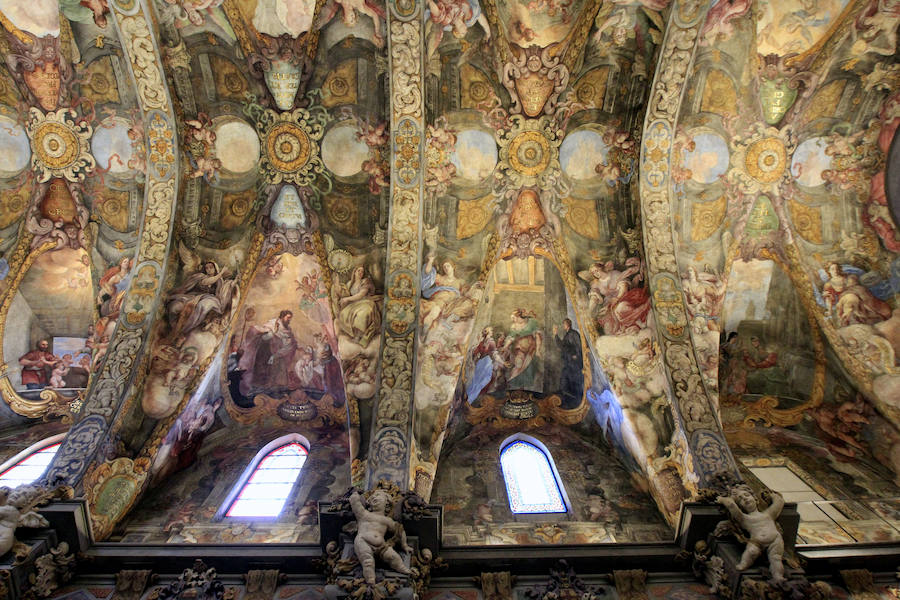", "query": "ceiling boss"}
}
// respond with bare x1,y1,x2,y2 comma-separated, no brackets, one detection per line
245,94,333,199
26,107,96,182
